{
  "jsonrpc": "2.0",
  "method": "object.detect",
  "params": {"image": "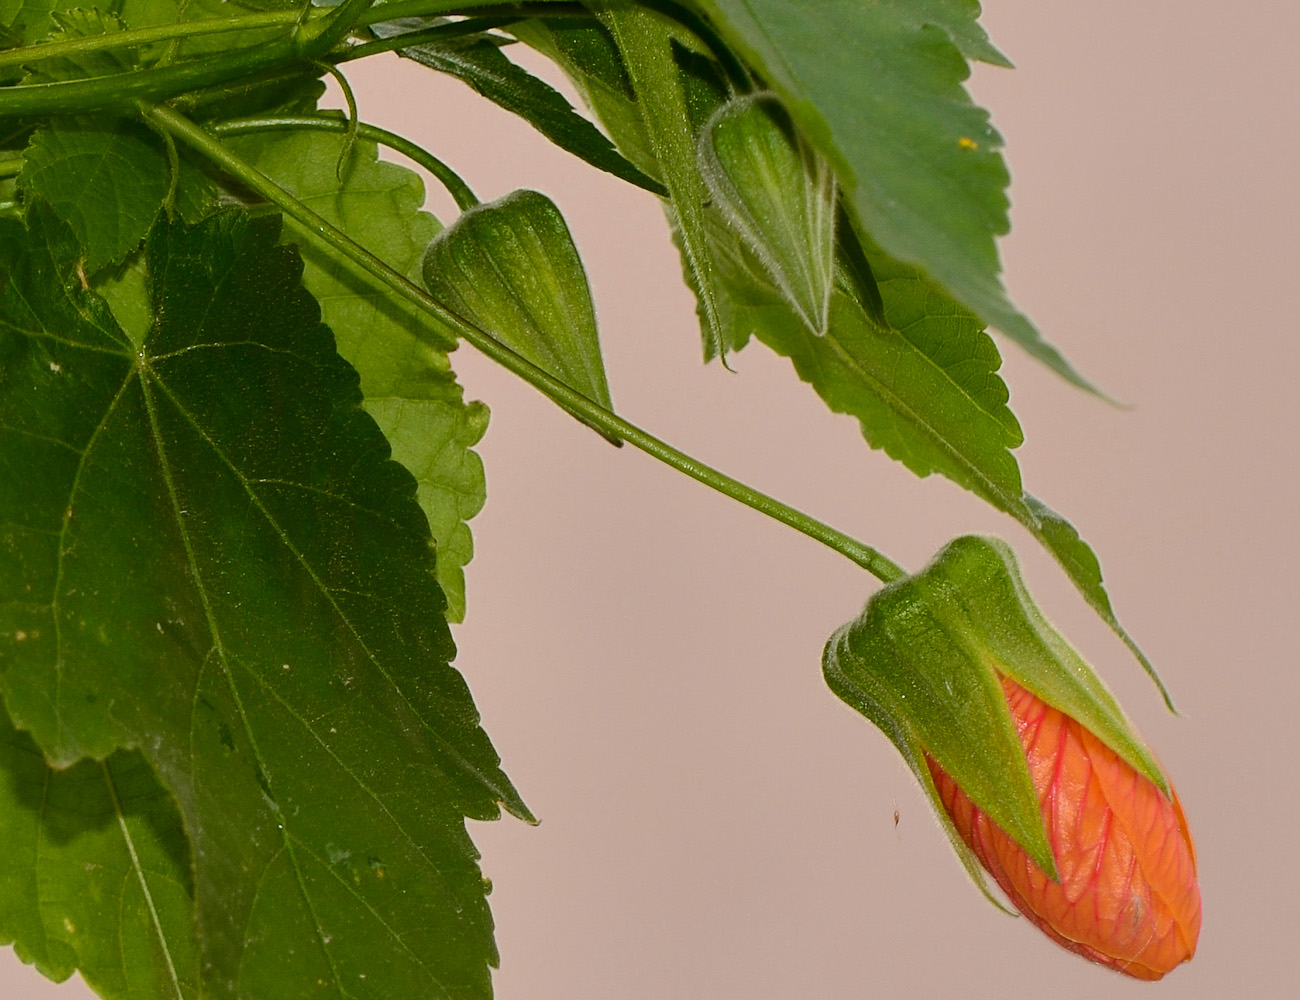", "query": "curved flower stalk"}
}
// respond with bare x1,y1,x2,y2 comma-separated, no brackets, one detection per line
824,536,1200,977
928,676,1200,979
